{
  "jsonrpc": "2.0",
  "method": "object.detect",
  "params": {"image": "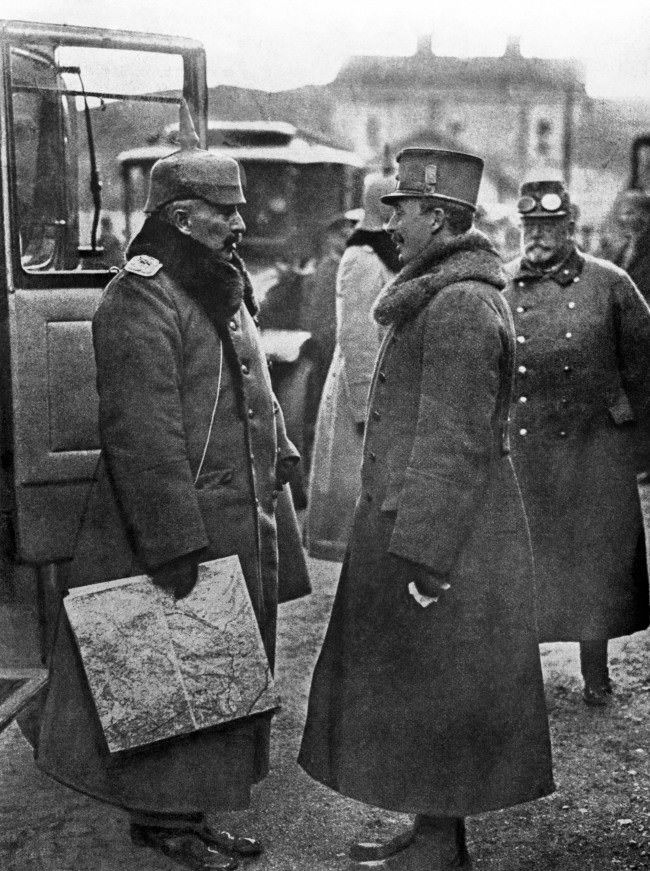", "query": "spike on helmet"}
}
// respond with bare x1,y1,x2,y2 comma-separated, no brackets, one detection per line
143,100,245,213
